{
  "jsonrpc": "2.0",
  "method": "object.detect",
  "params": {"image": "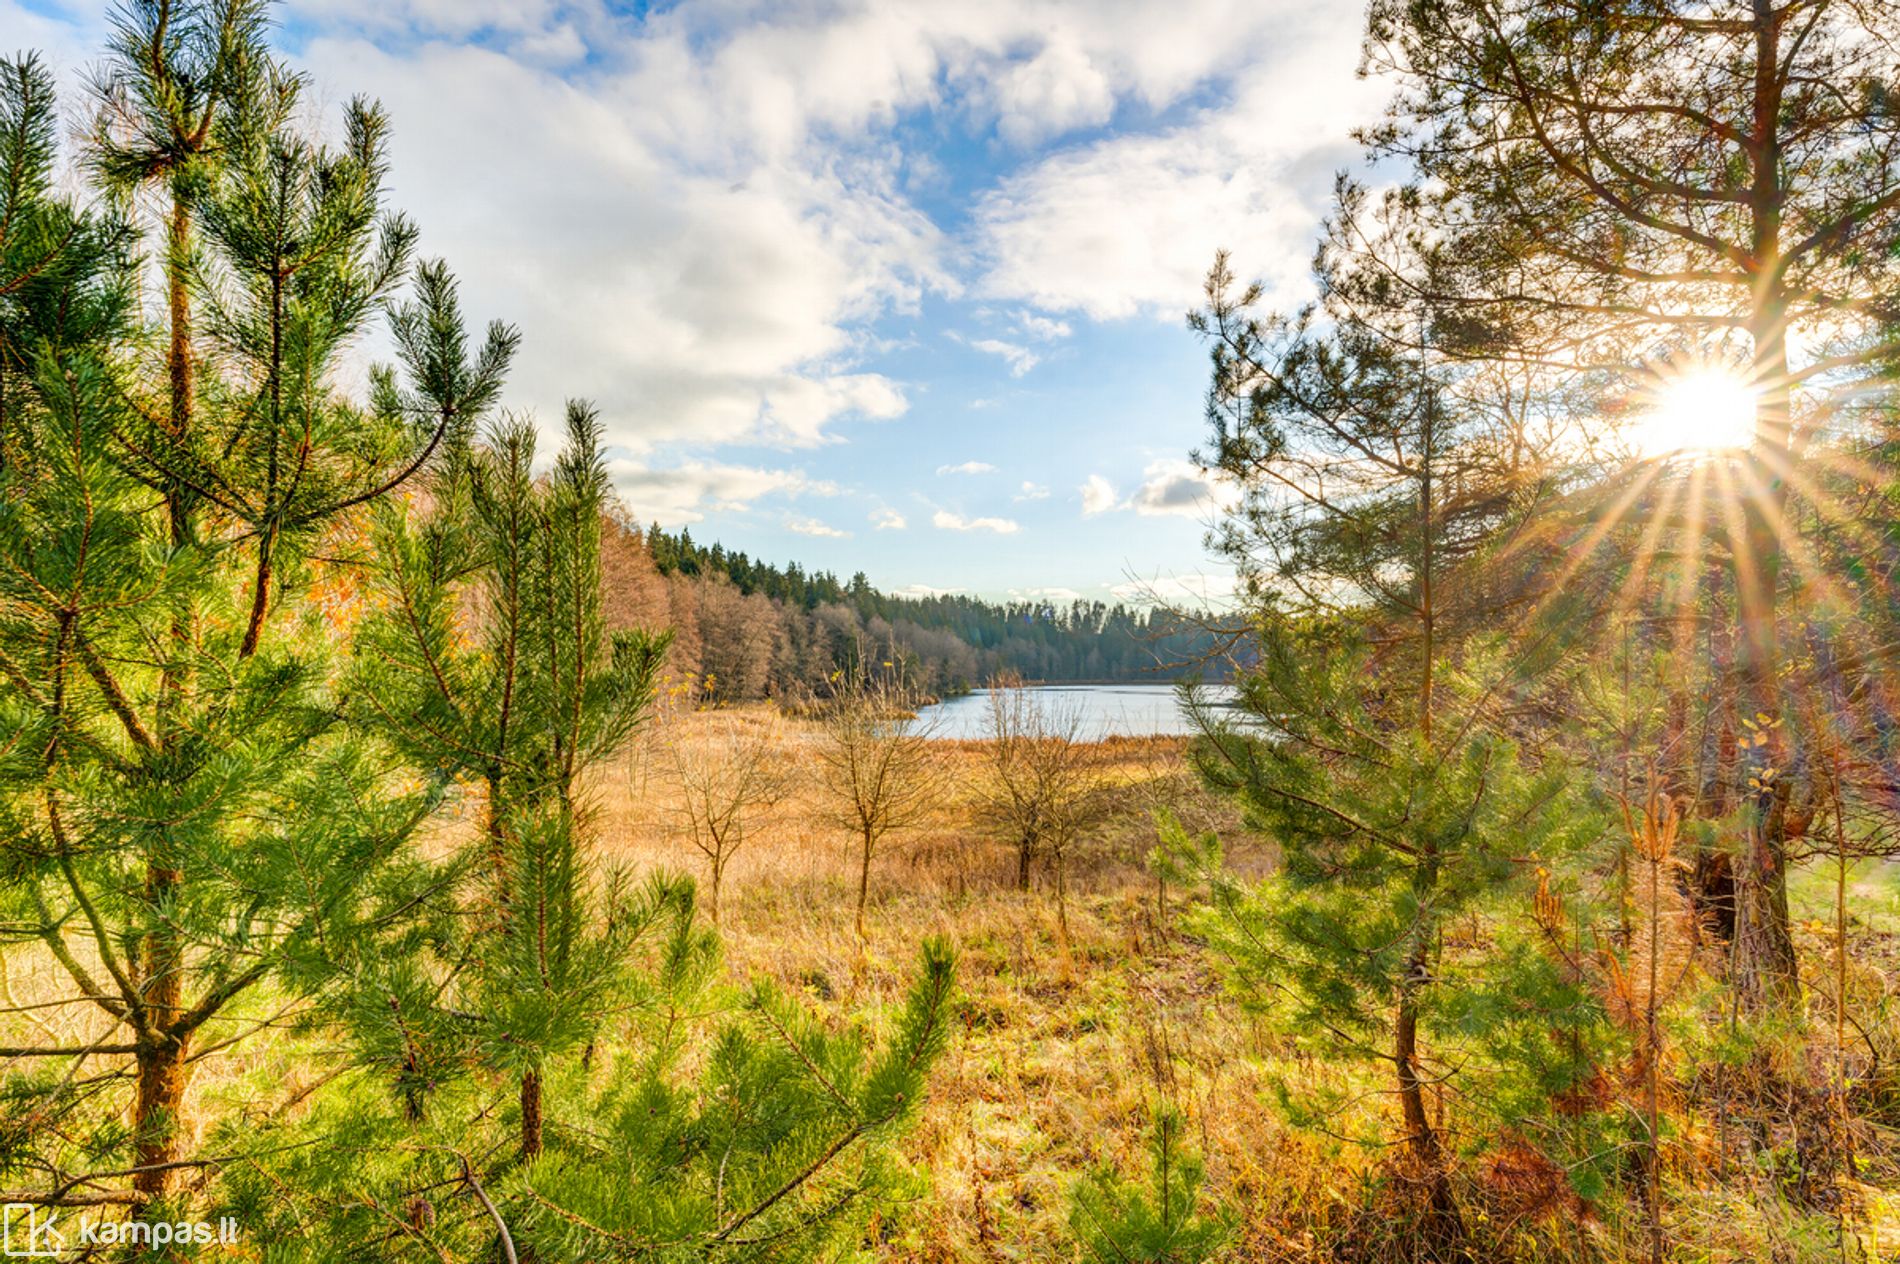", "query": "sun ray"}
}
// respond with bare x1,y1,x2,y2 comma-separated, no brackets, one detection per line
1632,367,1760,458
